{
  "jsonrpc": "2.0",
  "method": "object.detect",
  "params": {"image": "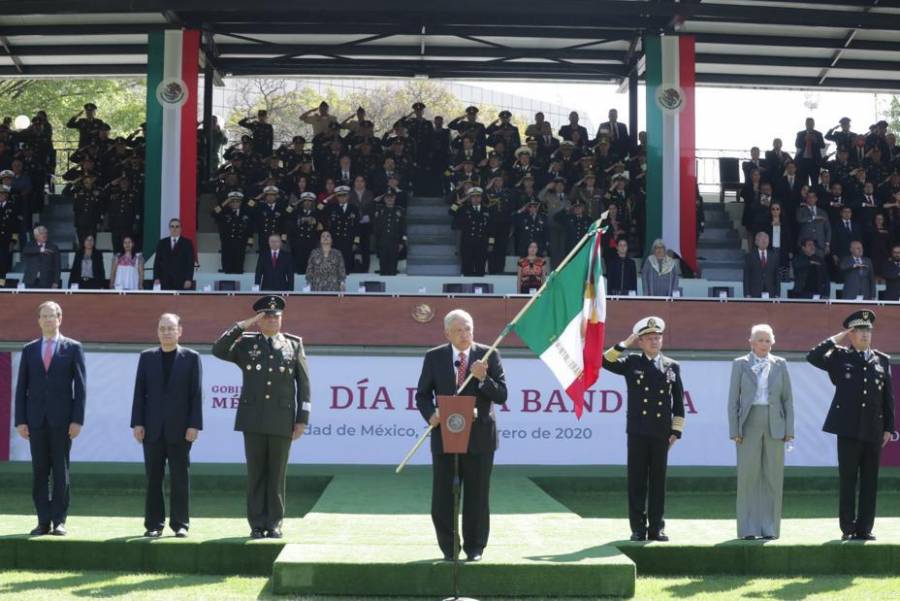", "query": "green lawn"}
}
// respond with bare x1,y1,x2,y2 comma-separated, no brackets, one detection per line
543,489,900,520
1,570,899,600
